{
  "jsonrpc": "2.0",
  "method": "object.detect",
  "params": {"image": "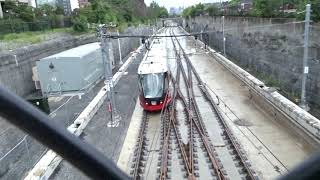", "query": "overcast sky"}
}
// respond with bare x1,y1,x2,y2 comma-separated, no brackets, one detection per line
144,0,222,9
